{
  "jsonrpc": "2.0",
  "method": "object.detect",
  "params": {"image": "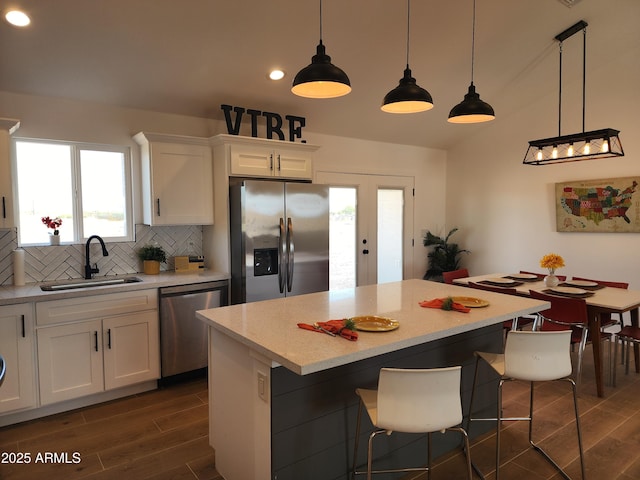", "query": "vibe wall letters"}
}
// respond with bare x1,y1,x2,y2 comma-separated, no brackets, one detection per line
221,104,306,142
